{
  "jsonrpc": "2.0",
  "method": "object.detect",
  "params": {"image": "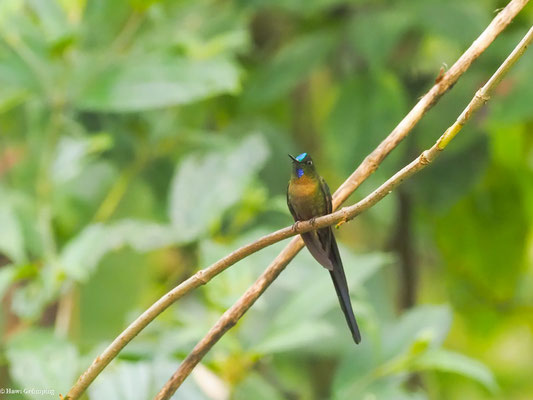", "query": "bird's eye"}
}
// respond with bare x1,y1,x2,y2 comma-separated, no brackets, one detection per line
307,160,313,165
